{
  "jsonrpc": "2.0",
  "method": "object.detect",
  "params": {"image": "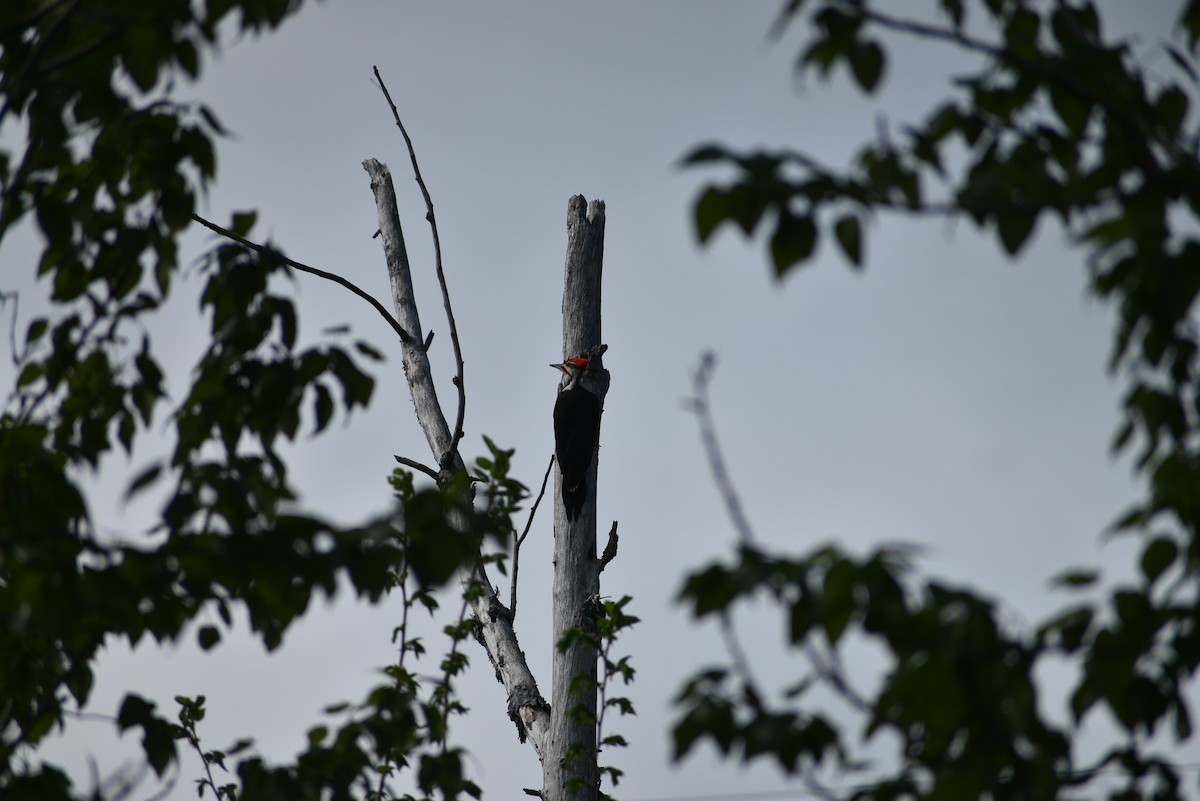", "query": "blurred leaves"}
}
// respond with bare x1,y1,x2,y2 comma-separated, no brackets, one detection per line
0,1,501,798
678,2,1200,798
